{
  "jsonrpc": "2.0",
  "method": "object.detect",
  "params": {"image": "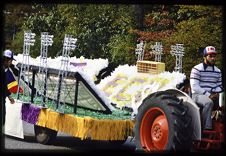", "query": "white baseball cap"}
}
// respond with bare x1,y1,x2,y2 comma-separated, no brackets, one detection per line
203,46,217,56
3,49,16,60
